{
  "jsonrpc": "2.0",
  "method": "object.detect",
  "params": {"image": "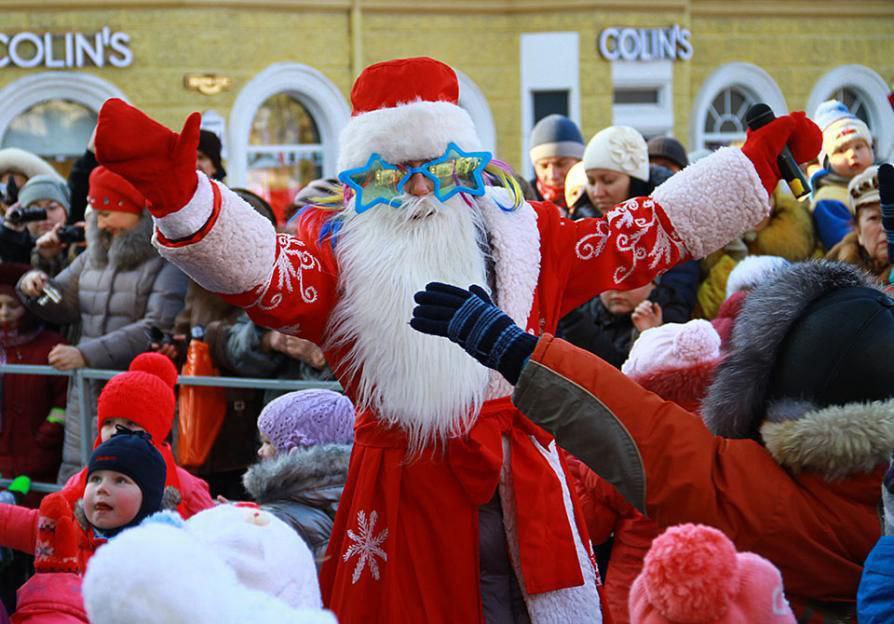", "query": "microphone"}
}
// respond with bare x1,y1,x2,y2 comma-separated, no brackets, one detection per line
744,103,811,198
